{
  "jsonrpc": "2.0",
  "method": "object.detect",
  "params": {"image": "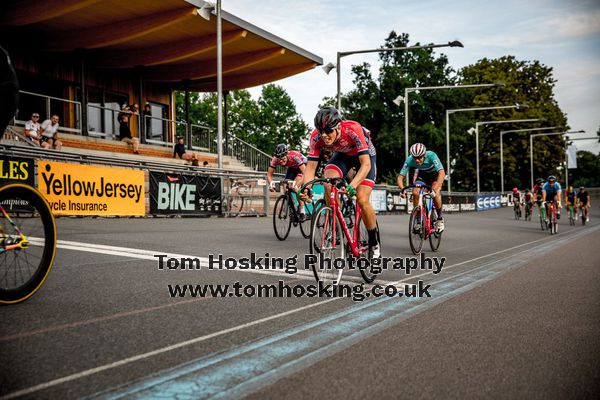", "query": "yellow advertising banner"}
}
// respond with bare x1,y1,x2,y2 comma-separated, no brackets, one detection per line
38,161,145,216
